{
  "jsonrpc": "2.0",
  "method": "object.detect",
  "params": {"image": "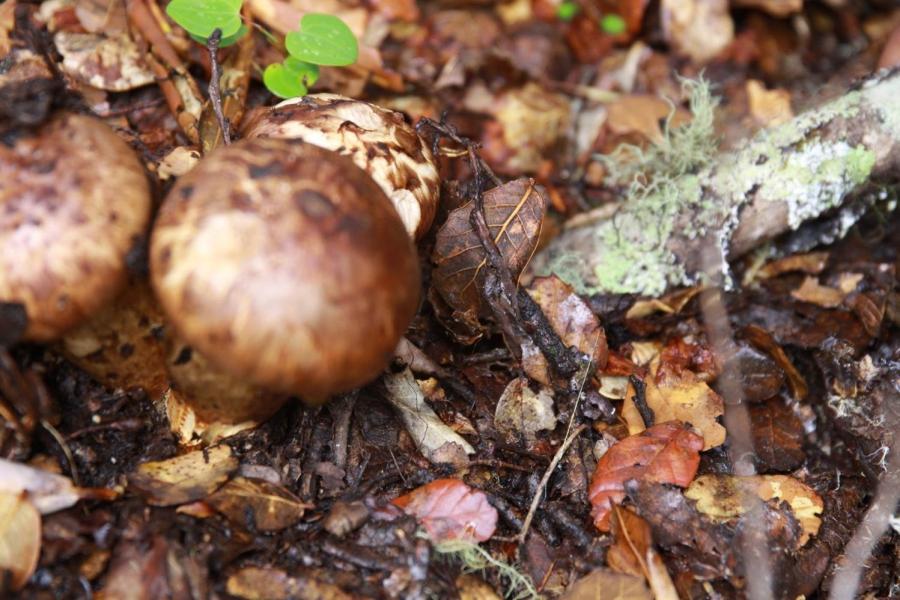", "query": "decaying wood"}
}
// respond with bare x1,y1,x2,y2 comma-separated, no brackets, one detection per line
532,68,900,296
